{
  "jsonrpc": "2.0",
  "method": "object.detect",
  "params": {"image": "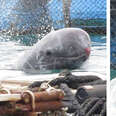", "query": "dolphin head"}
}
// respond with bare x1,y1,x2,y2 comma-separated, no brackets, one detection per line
19,28,91,73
